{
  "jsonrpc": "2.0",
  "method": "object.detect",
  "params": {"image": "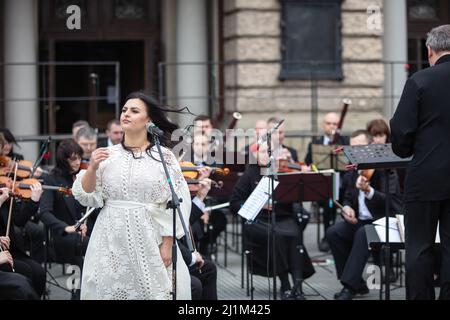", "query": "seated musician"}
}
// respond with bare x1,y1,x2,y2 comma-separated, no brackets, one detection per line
0,241,39,300
230,137,315,300
178,167,218,300
0,181,46,299
39,140,92,286
304,112,349,252
326,129,402,300
189,133,227,259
